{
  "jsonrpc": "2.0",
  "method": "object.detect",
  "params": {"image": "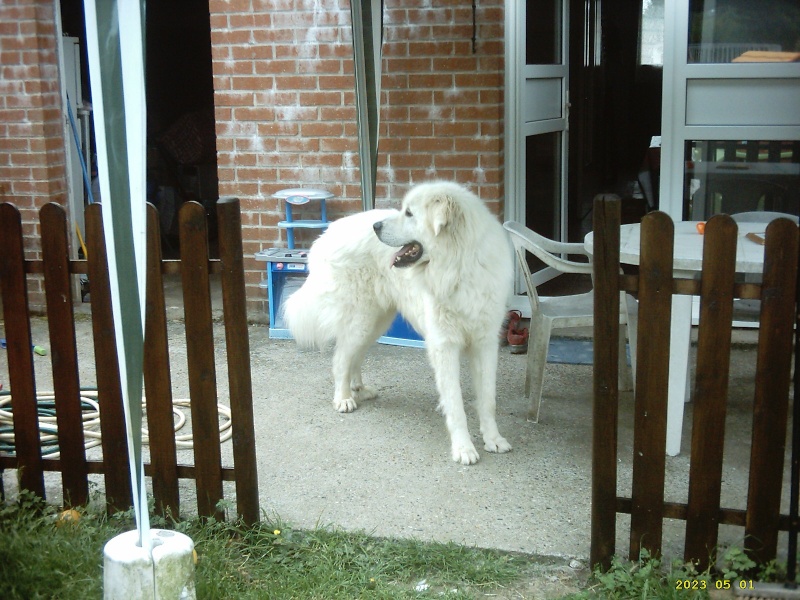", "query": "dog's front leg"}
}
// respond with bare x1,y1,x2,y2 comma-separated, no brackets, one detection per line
469,341,512,454
427,343,479,465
